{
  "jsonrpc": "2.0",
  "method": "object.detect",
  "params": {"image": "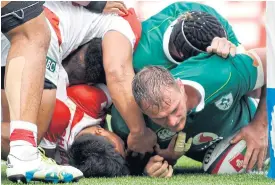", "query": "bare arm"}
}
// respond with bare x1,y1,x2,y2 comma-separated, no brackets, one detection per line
102,31,156,153
102,31,145,133
231,48,267,171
